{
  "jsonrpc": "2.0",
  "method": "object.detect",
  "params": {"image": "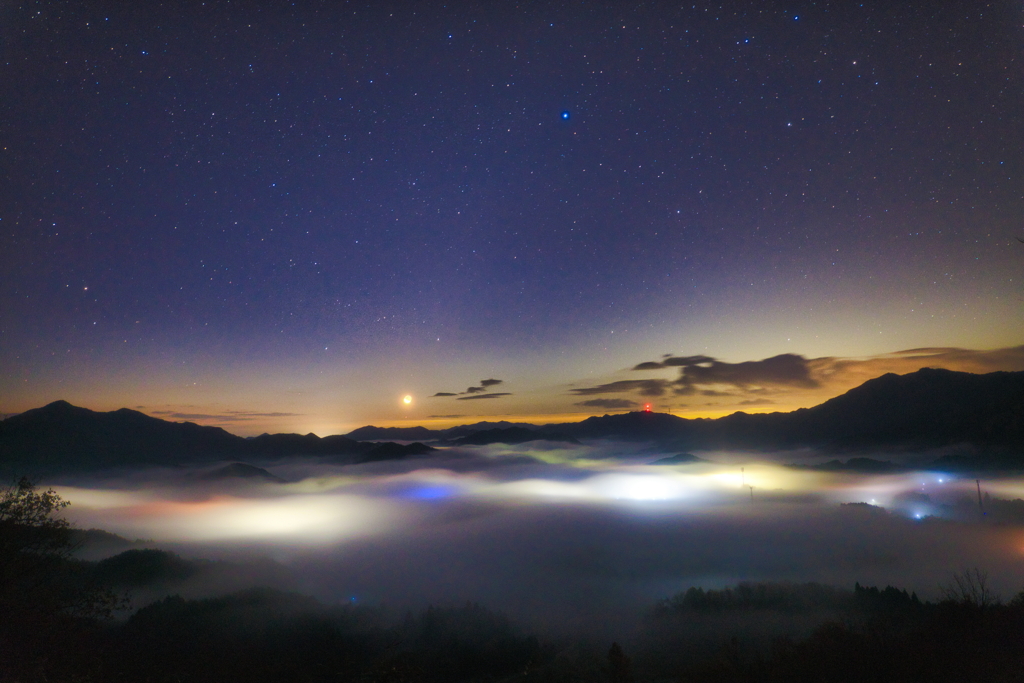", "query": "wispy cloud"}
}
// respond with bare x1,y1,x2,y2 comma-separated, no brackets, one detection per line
432,379,508,398
573,398,639,410
569,379,672,397
146,409,301,422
